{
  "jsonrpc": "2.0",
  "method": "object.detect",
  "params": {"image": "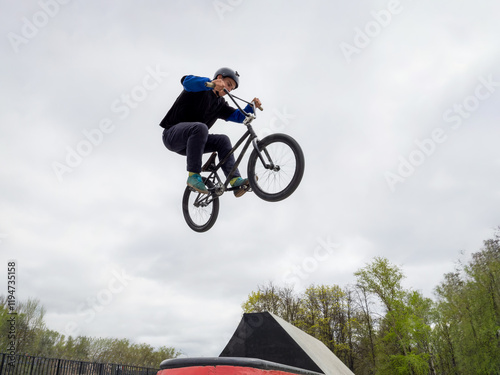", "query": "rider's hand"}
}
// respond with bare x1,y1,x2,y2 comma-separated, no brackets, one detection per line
212,79,226,93
252,97,262,110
